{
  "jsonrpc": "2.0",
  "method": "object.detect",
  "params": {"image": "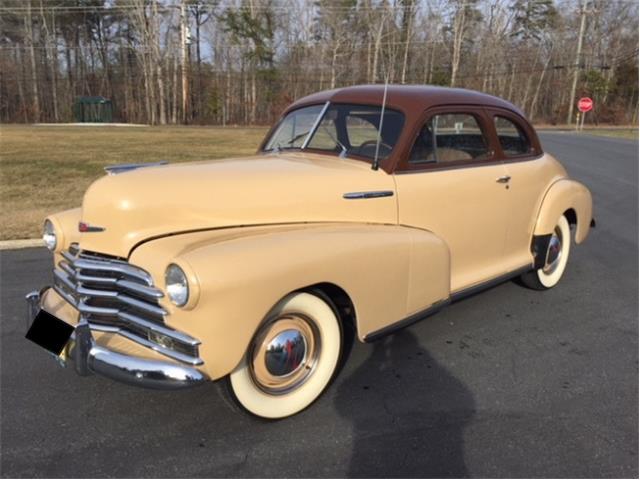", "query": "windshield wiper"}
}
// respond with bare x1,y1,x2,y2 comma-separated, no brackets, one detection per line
266,131,310,153
285,130,311,147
